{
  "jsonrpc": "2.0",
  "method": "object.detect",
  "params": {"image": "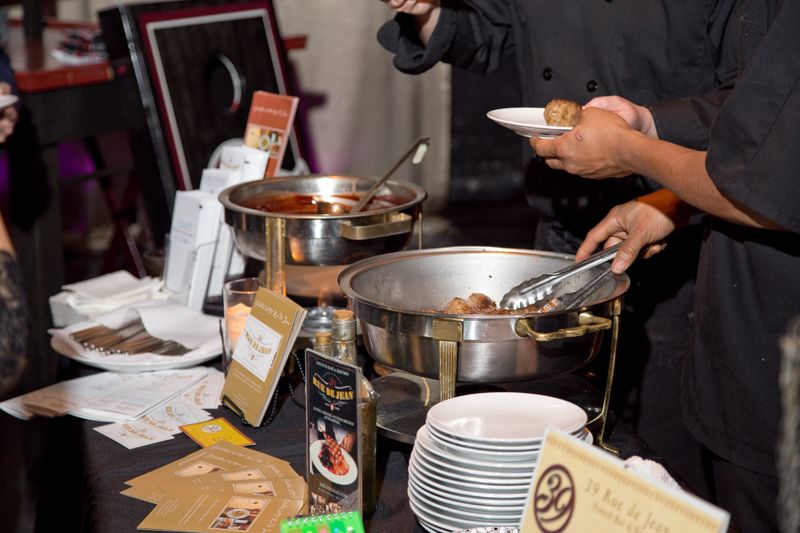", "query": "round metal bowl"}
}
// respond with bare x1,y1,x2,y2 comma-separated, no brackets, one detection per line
219,175,427,266
338,247,629,382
